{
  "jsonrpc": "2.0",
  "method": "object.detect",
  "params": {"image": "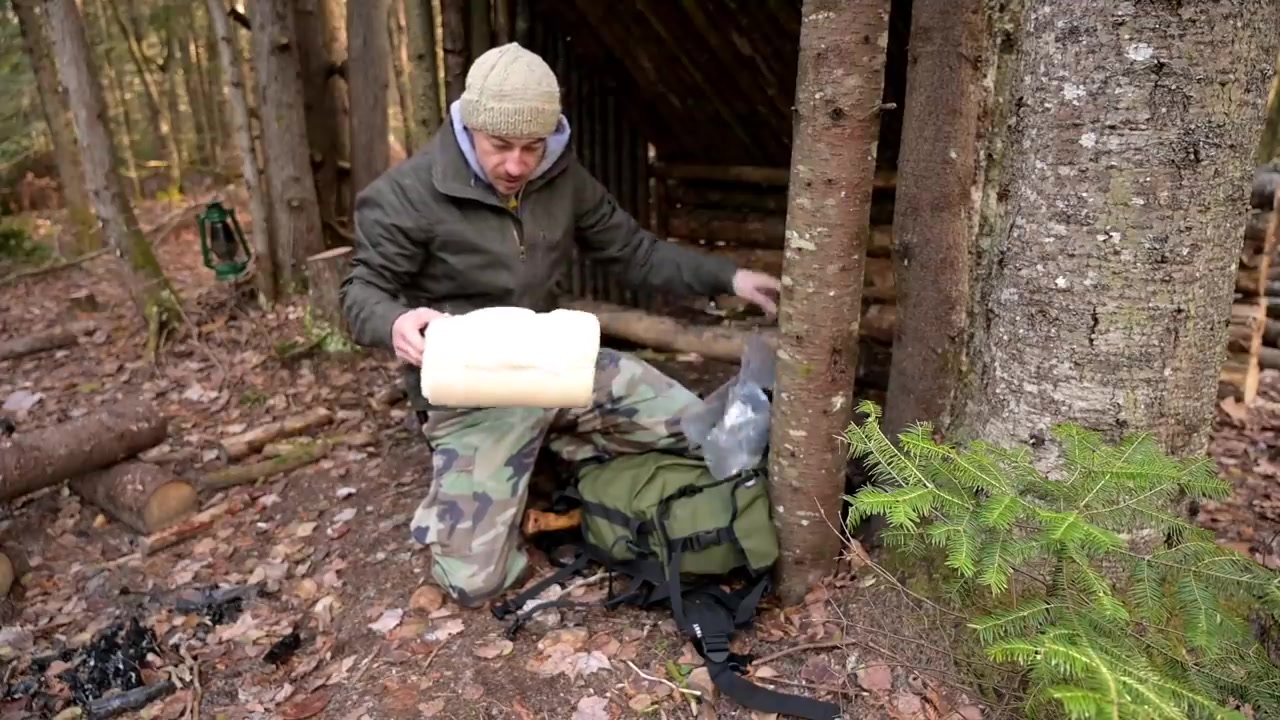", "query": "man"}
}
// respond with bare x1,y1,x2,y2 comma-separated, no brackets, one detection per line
340,42,781,608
